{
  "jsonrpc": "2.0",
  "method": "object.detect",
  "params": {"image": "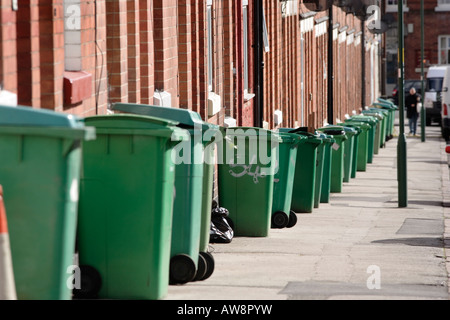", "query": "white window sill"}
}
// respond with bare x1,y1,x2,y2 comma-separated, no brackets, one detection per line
208,91,221,116
244,92,255,102
435,6,450,12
